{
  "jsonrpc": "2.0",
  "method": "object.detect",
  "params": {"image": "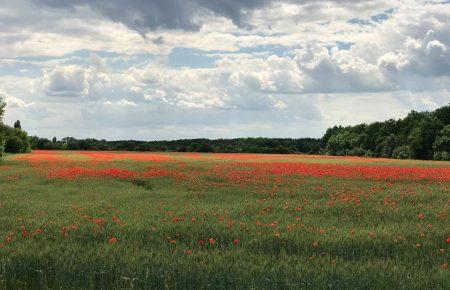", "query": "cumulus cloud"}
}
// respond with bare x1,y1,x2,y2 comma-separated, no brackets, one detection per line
1,92,30,108
227,55,305,94
0,90,49,122
295,45,389,93
43,66,88,97
41,55,117,99
380,30,450,76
